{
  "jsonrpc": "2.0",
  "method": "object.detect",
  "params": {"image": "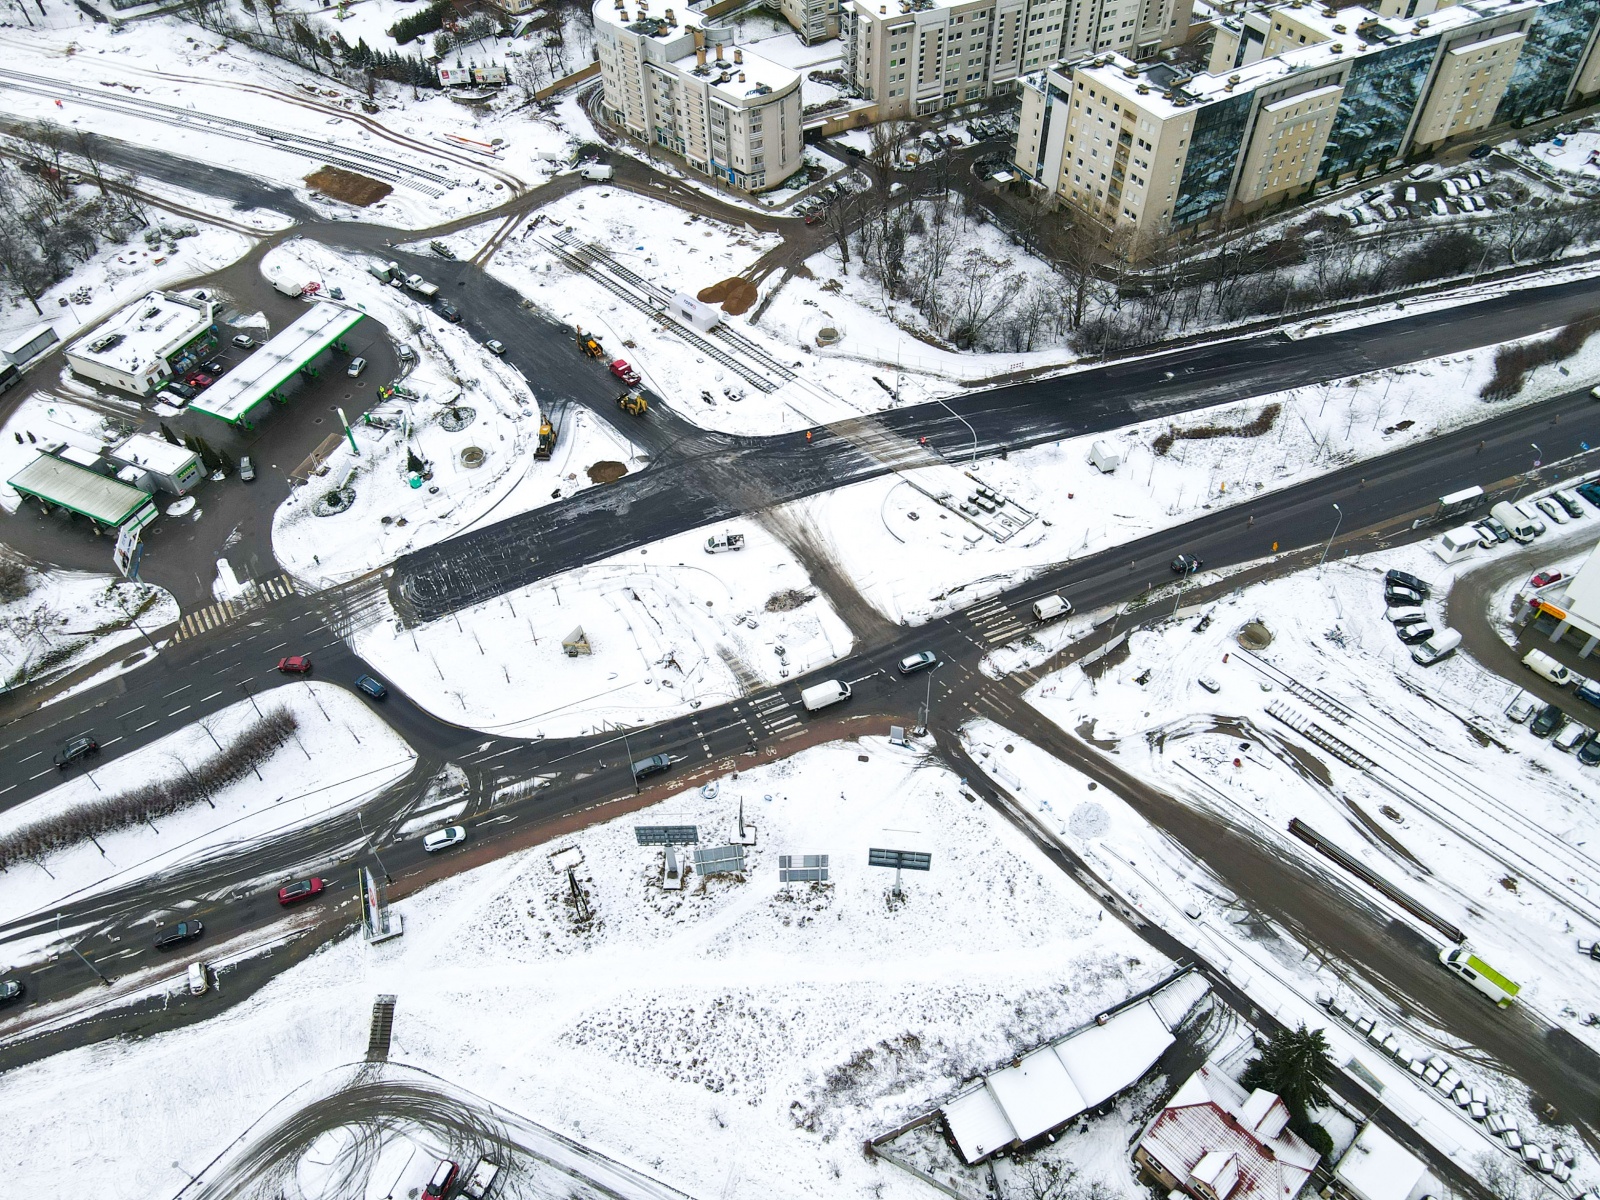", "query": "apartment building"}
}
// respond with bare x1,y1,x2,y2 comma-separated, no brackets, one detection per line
840,0,1191,120
594,0,804,192
1014,0,1600,241
780,0,841,43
